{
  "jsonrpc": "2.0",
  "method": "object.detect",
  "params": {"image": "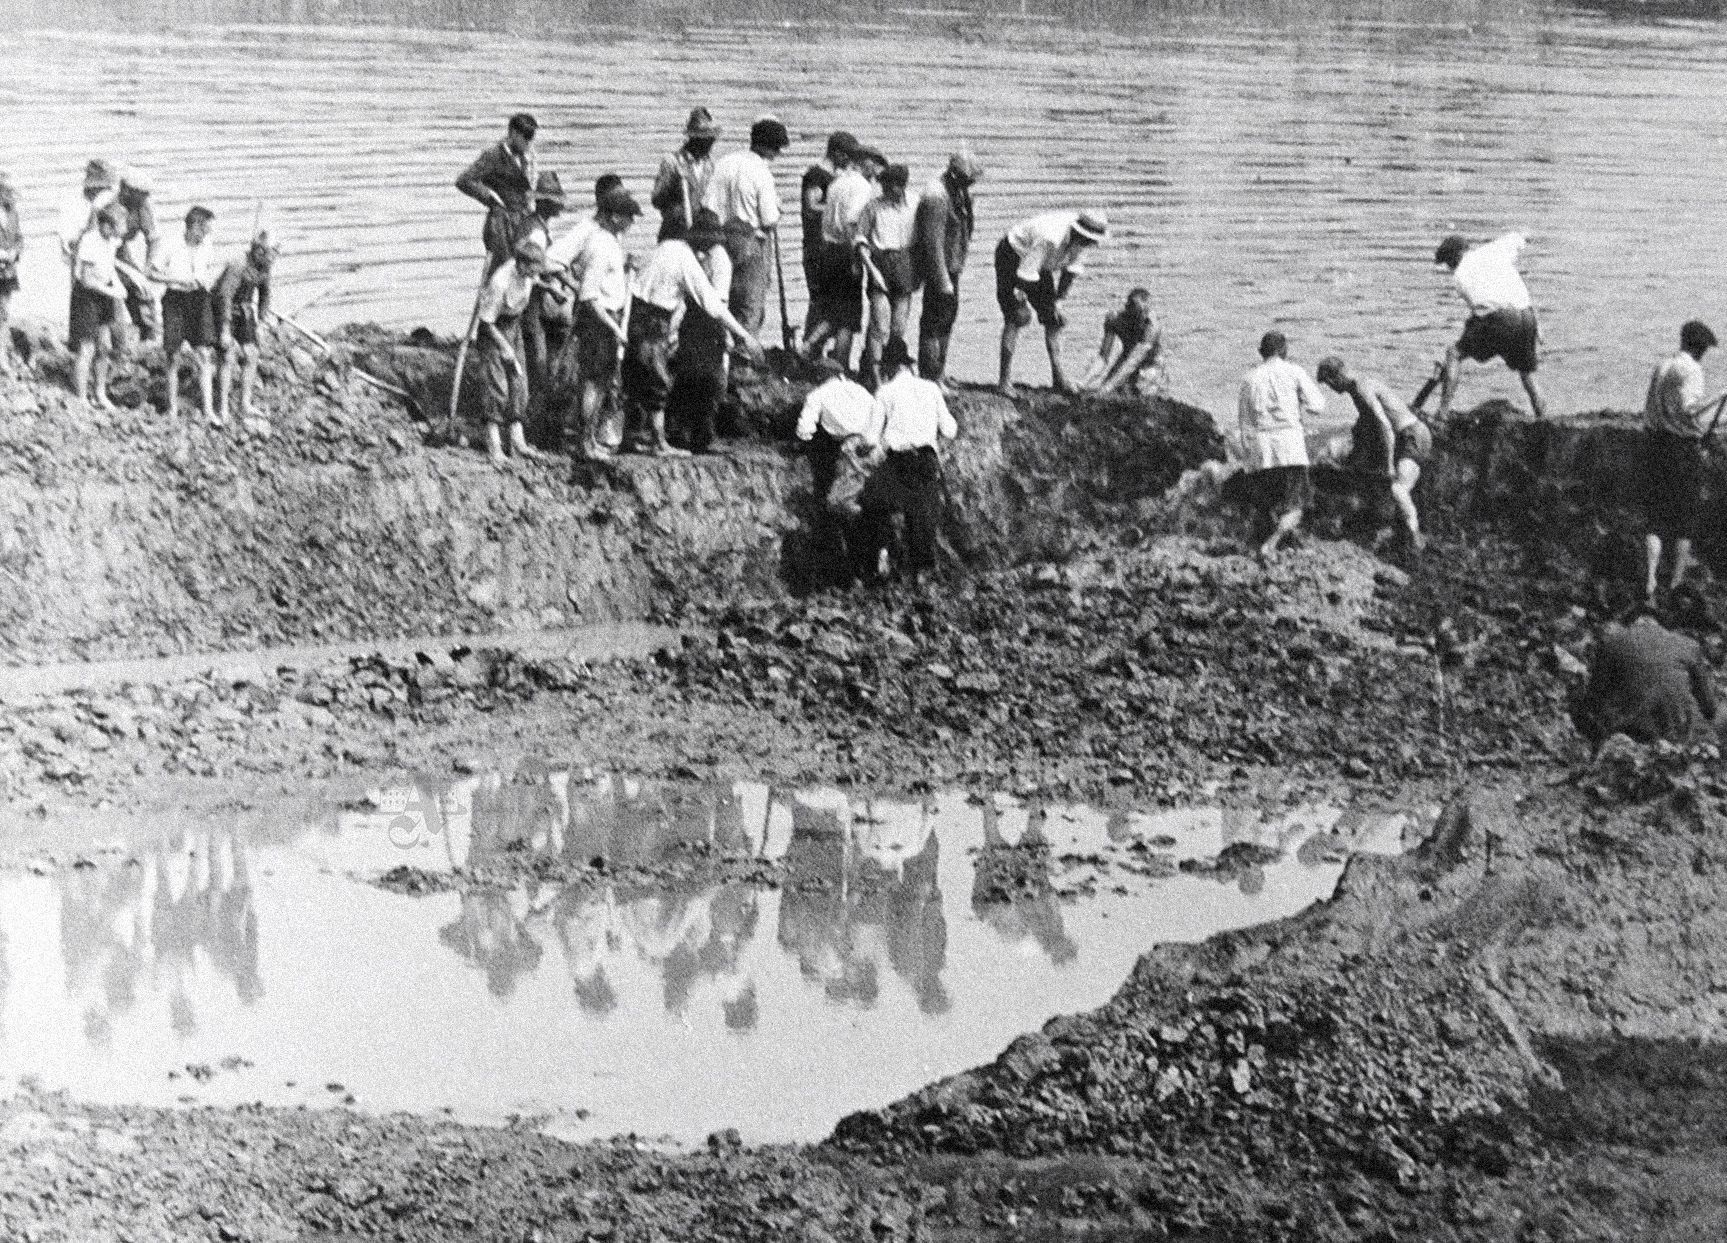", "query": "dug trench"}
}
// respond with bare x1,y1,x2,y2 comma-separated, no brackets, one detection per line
2,323,1727,1239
